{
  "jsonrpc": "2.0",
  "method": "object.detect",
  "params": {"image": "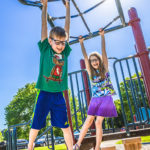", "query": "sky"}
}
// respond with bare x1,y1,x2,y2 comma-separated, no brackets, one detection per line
0,0,150,130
